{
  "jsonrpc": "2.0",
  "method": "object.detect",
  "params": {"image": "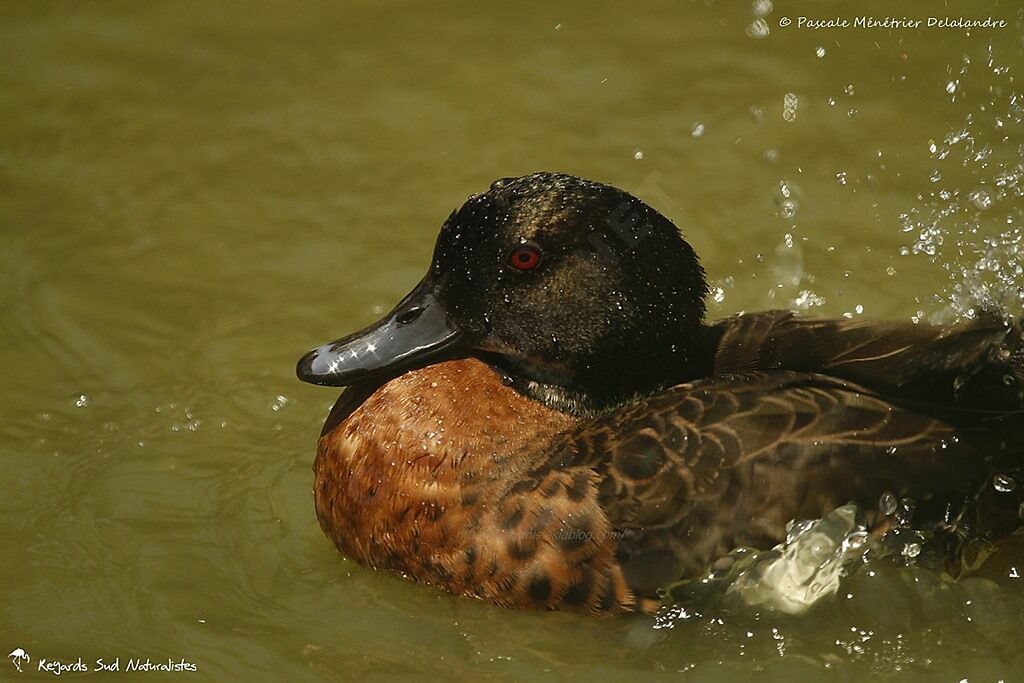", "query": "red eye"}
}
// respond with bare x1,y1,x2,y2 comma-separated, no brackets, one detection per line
509,244,542,271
